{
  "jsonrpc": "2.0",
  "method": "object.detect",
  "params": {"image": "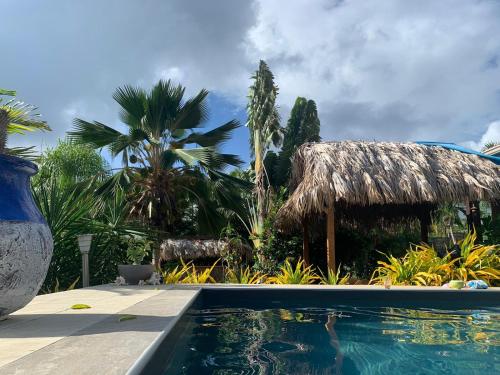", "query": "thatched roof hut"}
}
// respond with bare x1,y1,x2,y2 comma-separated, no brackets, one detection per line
160,238,251,262
277,141,500,271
